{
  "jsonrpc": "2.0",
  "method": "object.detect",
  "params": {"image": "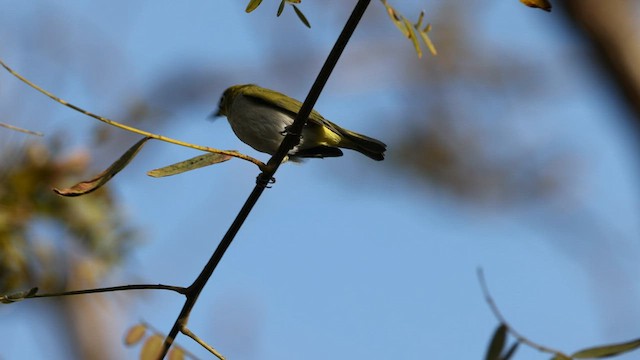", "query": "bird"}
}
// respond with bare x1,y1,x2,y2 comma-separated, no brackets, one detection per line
214,84,386,162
